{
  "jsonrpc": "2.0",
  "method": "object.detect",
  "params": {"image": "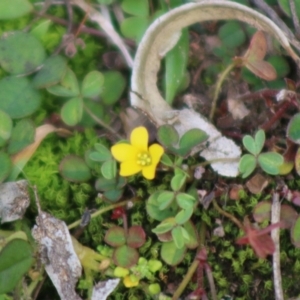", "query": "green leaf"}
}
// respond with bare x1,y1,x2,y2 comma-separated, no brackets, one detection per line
258,152,284,175
0,0,33,20
0,77,41,119
80,99,104,127
267,55,290,78
183,221,199,249
32,55,67,89
113,245,139,268
291,216,300,248
160,241,186,266
157,125,179,147
47,67,80,97
239,154,256,178
278,0,300,19
94,143,112,161
152,218,176,235
175,207,193,225
120,16,149,42
127,226,146,248
157,191,175,210
164,29,189,104
146,191,177,221
0,110,12,147
103,189,124,202
171,226,185,249
253,201,271,223
254,129,265,155
61,98,83,126
287,113,300,144
0,152,11,183
104,226,126,247
0,31,45,75
59,155,92,182
30,20,51,41
243,130,265,156
7,119,35,155
81,71,104,98
101,160,117,179
171,173,186,192
121,0,149,17
176,193,195,209
160,153,173,167
100,71,126,105
218,21,246,49
0,239,33,294
178,128,208,156
95,176,126,192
